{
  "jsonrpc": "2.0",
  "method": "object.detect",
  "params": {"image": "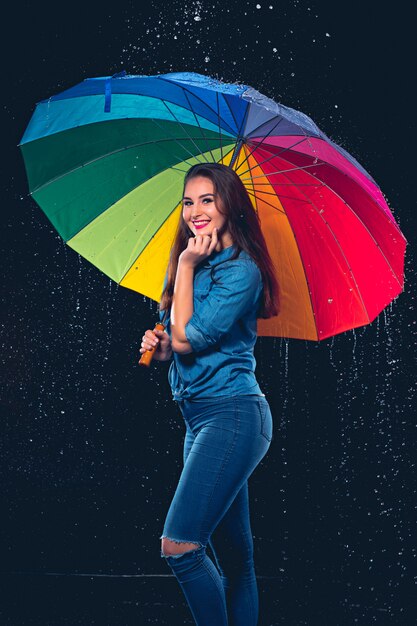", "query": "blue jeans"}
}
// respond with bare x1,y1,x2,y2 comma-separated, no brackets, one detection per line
159,394,273,625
